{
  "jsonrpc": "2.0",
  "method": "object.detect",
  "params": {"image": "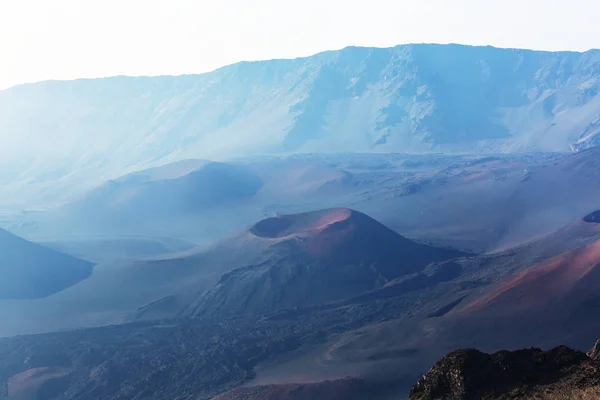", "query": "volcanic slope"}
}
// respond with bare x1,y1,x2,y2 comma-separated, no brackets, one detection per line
187,208,467,317
0,228,93,299
493,145,600,249
455,244,600,350
0,207,462,336
49,160,264,237
0,224,270,337
307,210,600,388
409,208,600,354
358,146,600,253
24,156,362,243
